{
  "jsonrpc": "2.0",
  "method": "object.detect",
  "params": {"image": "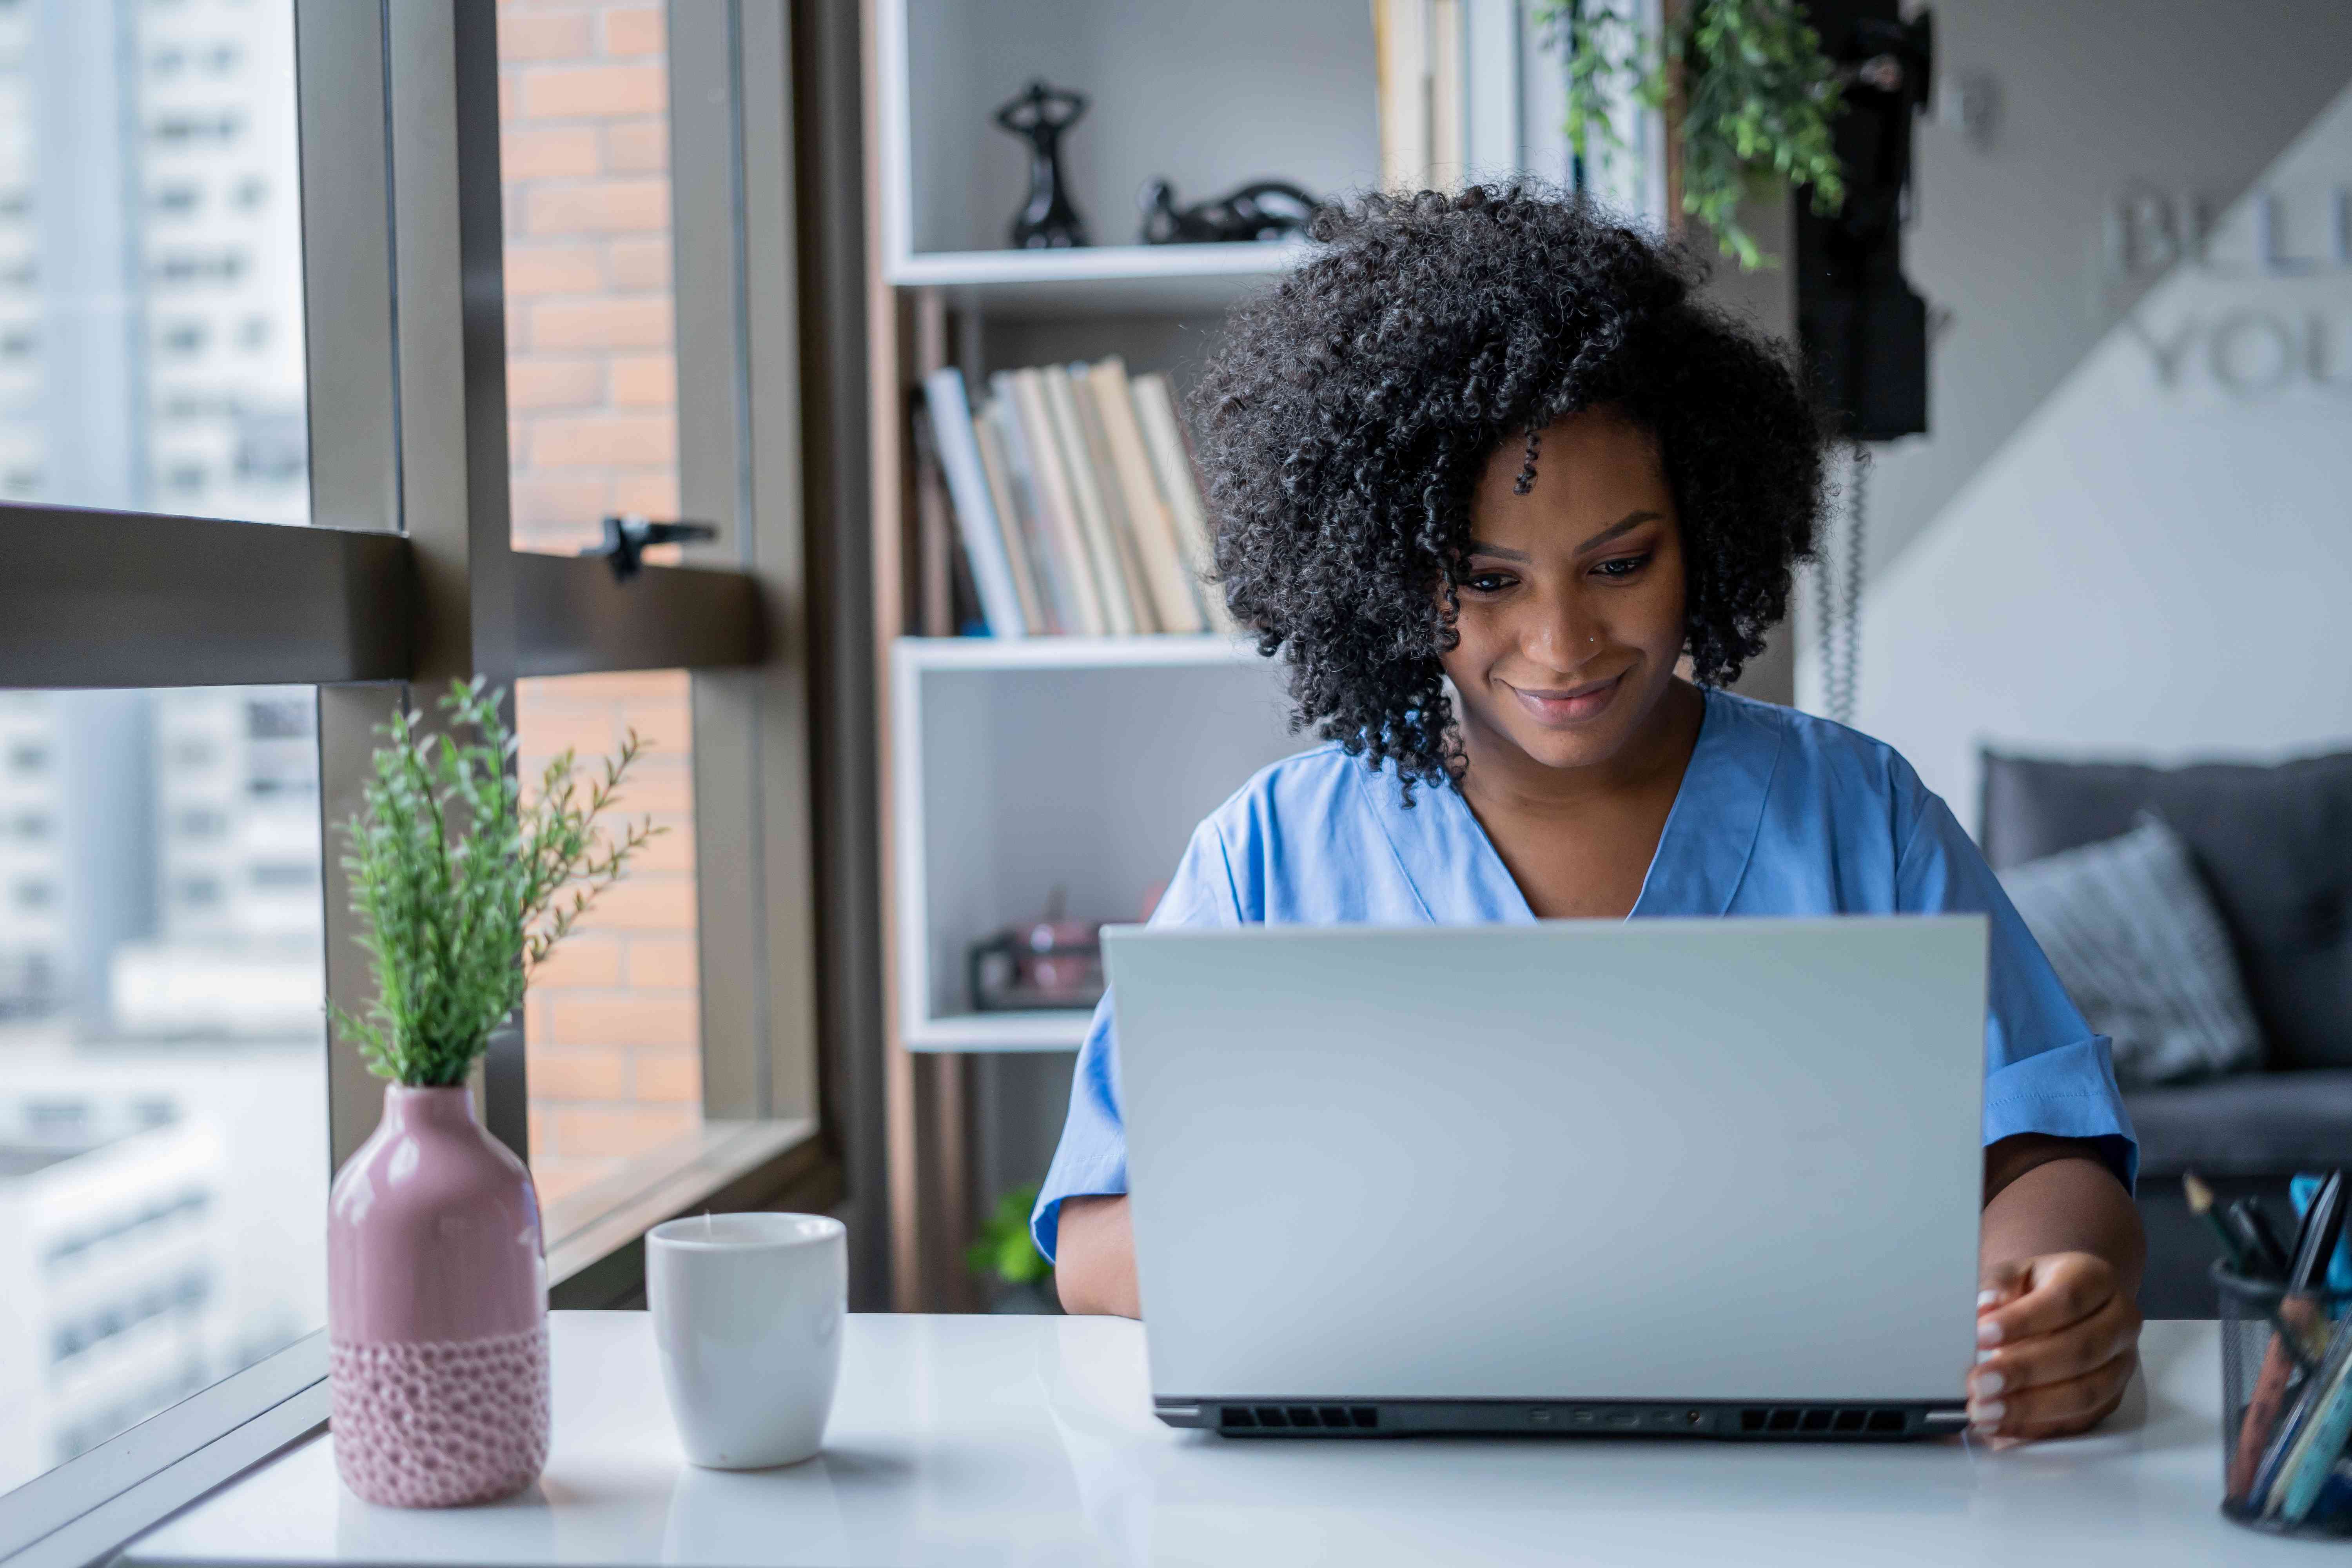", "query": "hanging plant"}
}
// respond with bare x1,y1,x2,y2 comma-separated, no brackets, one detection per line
1540,0,1847,270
